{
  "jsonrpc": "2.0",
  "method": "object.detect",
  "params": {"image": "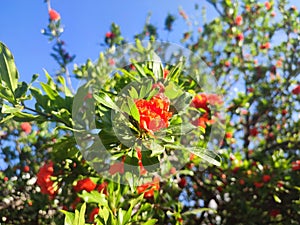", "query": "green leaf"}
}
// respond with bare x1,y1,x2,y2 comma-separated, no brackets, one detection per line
182,208,216,216
78,190,108,206
61,210,75,225
57,75,73,97
139,79,152,99
164,82,182,99
143,219,158,225
273,194,282,203
164,144,221,166
128,86,139,99
78,203,86,225
0,42,19,93
1,104,22,114
14,82,28,99
132,61,147,77
40,82,59,100
127,97,140,123
94,92,119,111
